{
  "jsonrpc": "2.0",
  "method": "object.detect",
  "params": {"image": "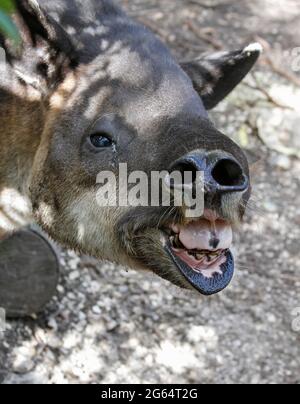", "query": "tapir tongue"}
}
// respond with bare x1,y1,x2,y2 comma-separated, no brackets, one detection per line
176,218,233,251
